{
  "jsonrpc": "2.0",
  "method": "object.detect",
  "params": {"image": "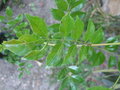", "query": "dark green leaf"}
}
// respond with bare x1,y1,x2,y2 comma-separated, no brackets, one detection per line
108,56,116,68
